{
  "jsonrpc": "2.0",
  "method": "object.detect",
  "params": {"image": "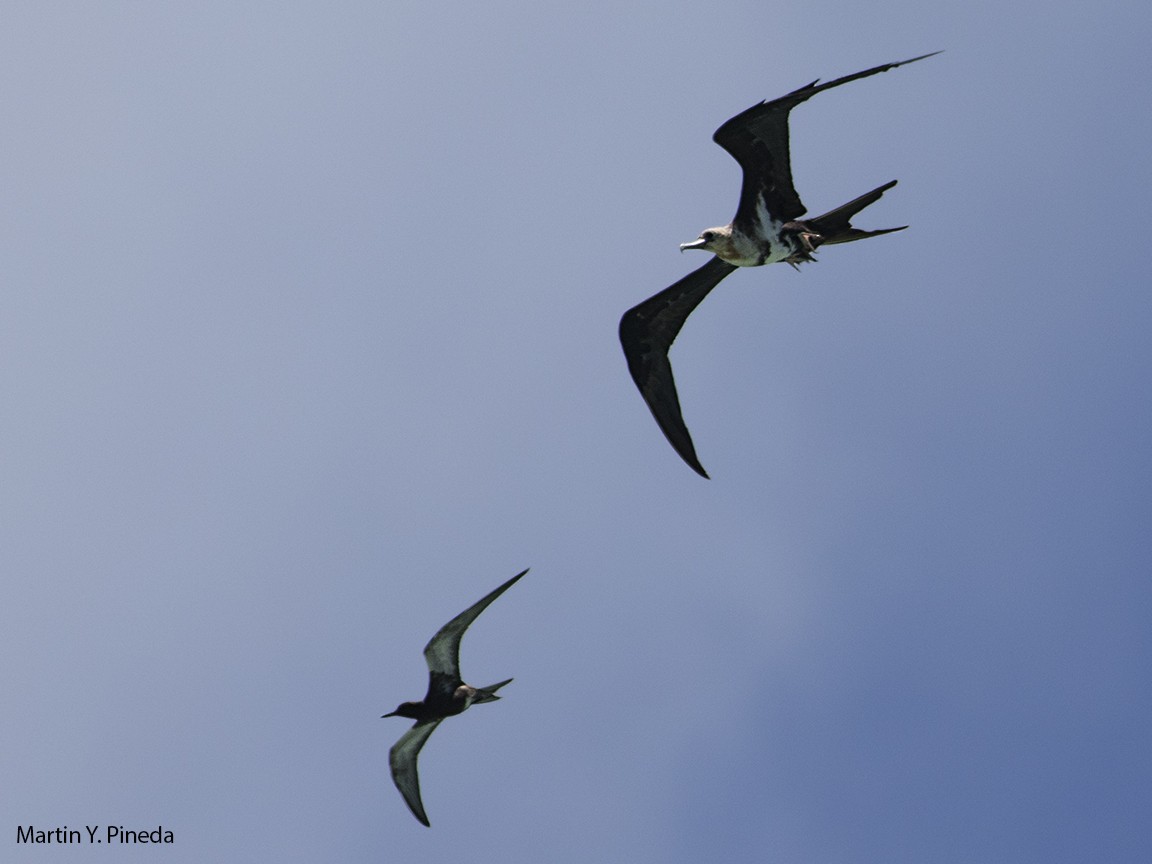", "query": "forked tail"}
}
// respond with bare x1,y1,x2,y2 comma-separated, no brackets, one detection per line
473,678,513,703
808,180,906,246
